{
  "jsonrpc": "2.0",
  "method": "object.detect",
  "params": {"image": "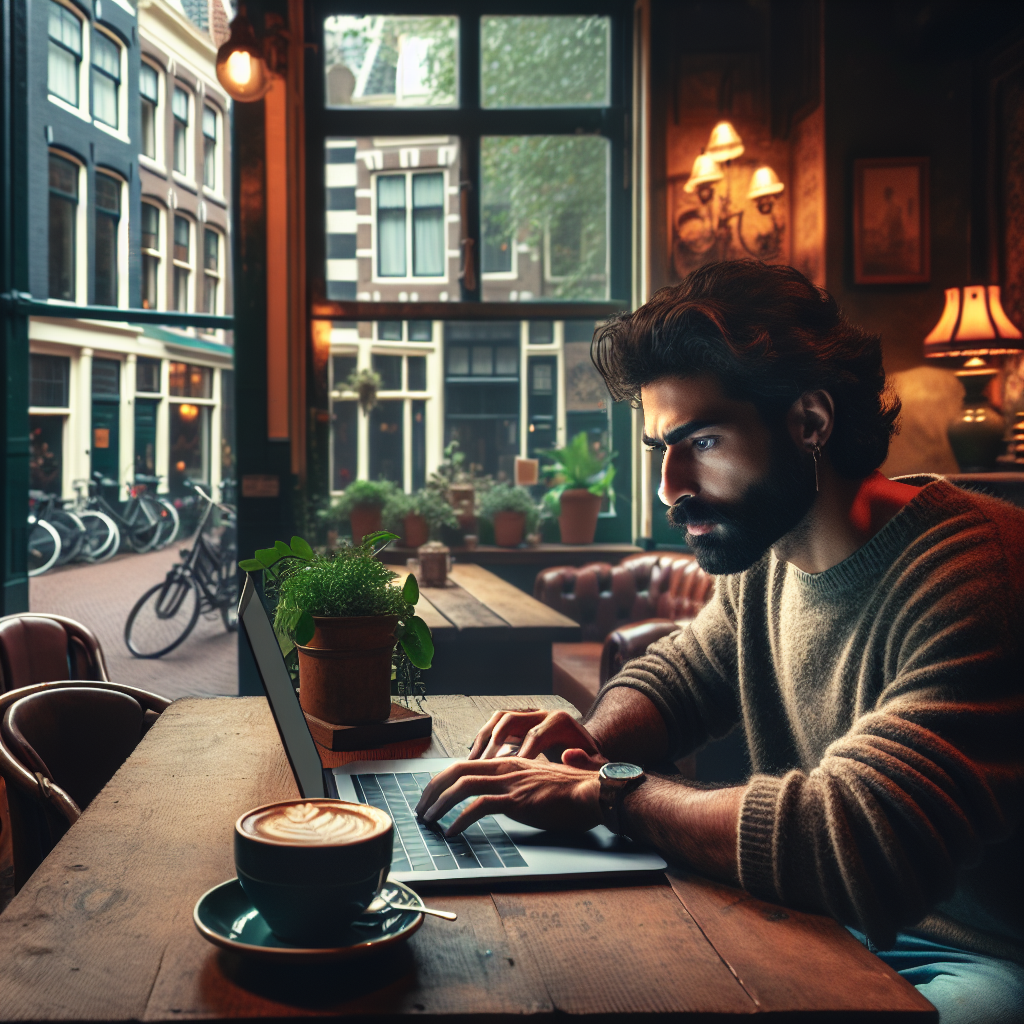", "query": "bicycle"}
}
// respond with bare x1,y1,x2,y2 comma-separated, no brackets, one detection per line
130,474,180,550
27,514,61,577
28,490,88,566
124,482,238,658
73,473,168,554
